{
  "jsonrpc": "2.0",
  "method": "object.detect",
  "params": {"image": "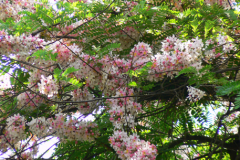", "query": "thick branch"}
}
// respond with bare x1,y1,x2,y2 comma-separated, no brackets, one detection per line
164,134,240,151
